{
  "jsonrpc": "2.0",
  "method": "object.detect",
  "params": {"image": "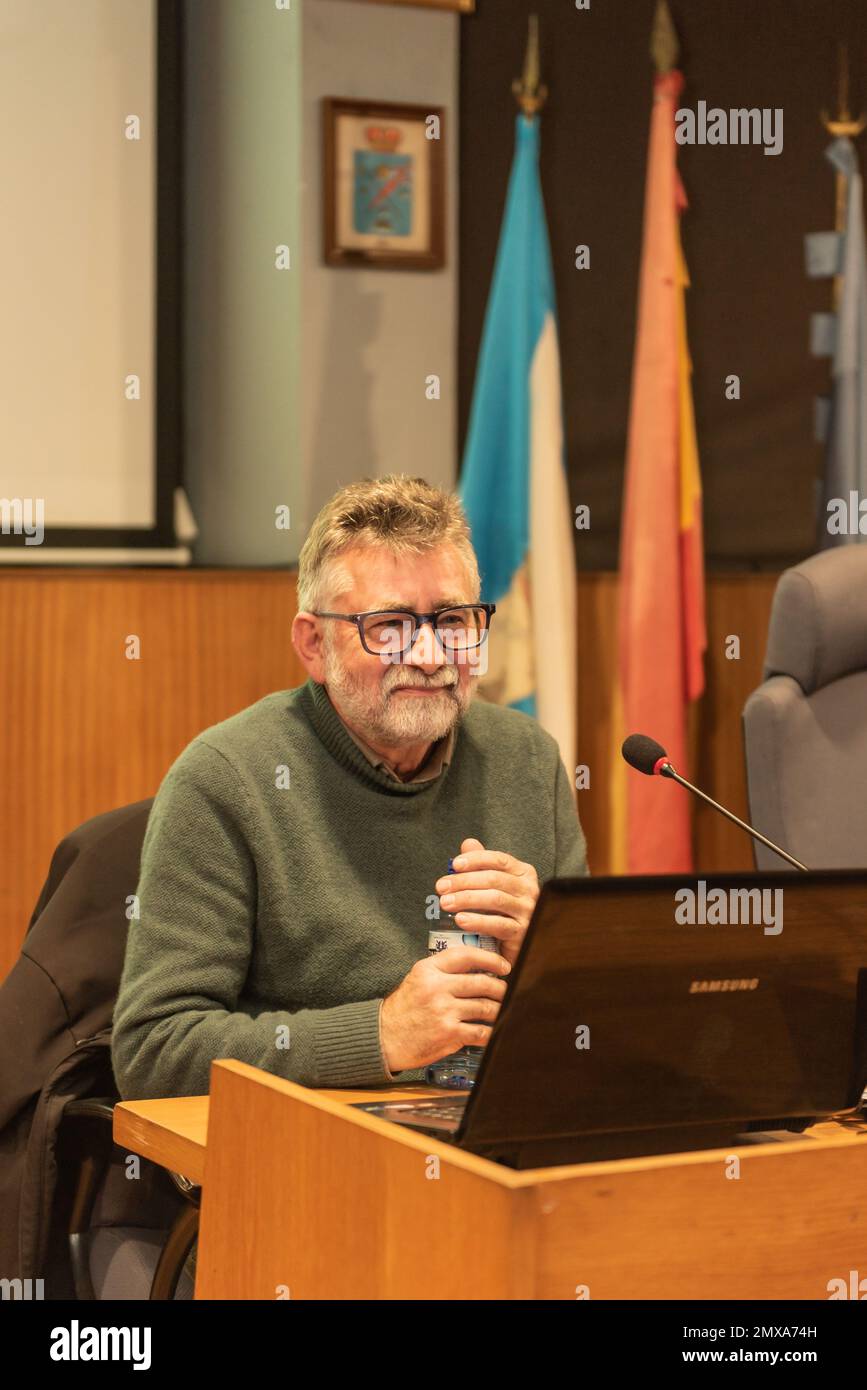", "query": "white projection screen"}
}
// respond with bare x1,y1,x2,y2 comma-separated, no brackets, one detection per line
0,0,181,558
